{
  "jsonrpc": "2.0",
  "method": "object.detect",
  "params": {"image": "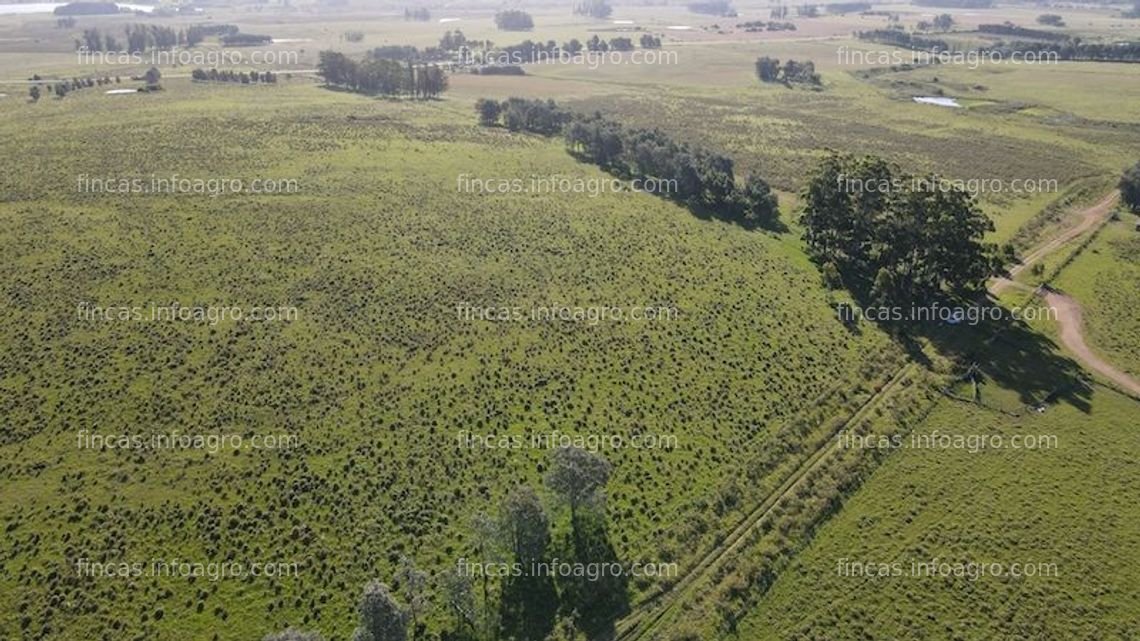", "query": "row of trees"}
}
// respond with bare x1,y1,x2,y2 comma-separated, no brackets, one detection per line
826,2,871,14
190,68,279,84
688,1,737,16
977,22,1069,42
755,57,820,86
221,33,273,46
859,26,1140,63
916,13,954,32
77,23,246,53
984,40,1140,62
475,97,780,229
738,20,797,32
640,34,663,48
573,0,613,19
317,50,448,98
78,24,194,53
495,10,534,31
801,153,1008,309
28,74,123,102
404,7,431,21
